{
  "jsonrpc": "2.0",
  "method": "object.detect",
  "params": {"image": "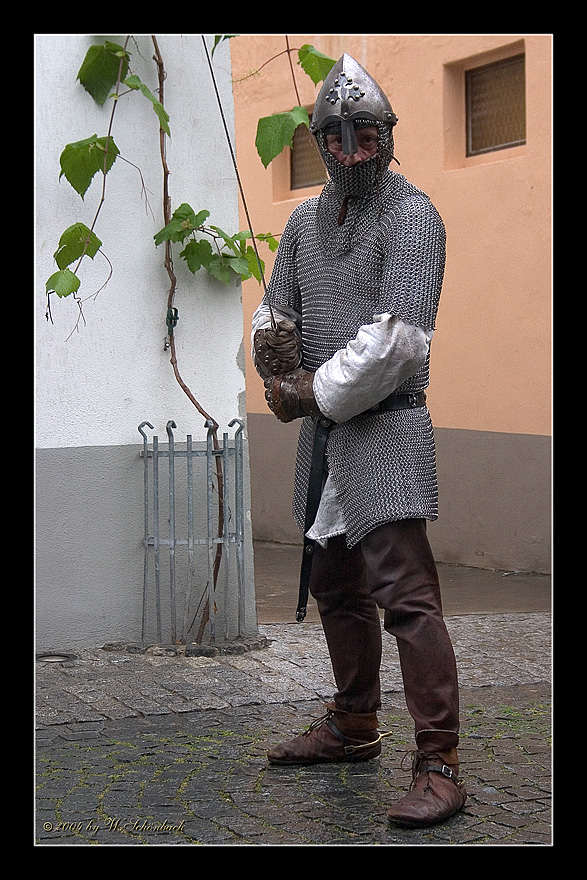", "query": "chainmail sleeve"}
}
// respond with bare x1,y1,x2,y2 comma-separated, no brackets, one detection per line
378,191,446,331
262,204,307,316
